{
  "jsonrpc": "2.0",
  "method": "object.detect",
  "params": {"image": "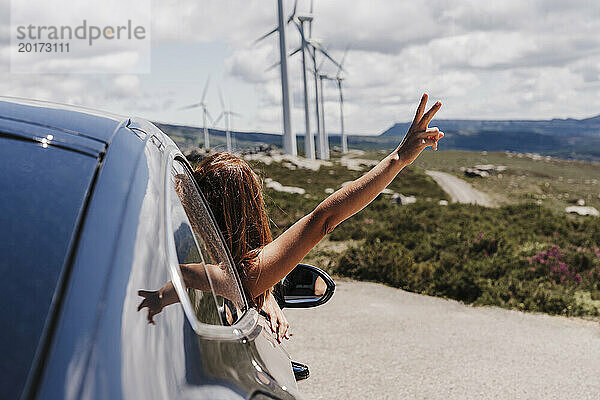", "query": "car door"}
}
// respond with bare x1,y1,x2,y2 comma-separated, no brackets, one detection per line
165,154,300,399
